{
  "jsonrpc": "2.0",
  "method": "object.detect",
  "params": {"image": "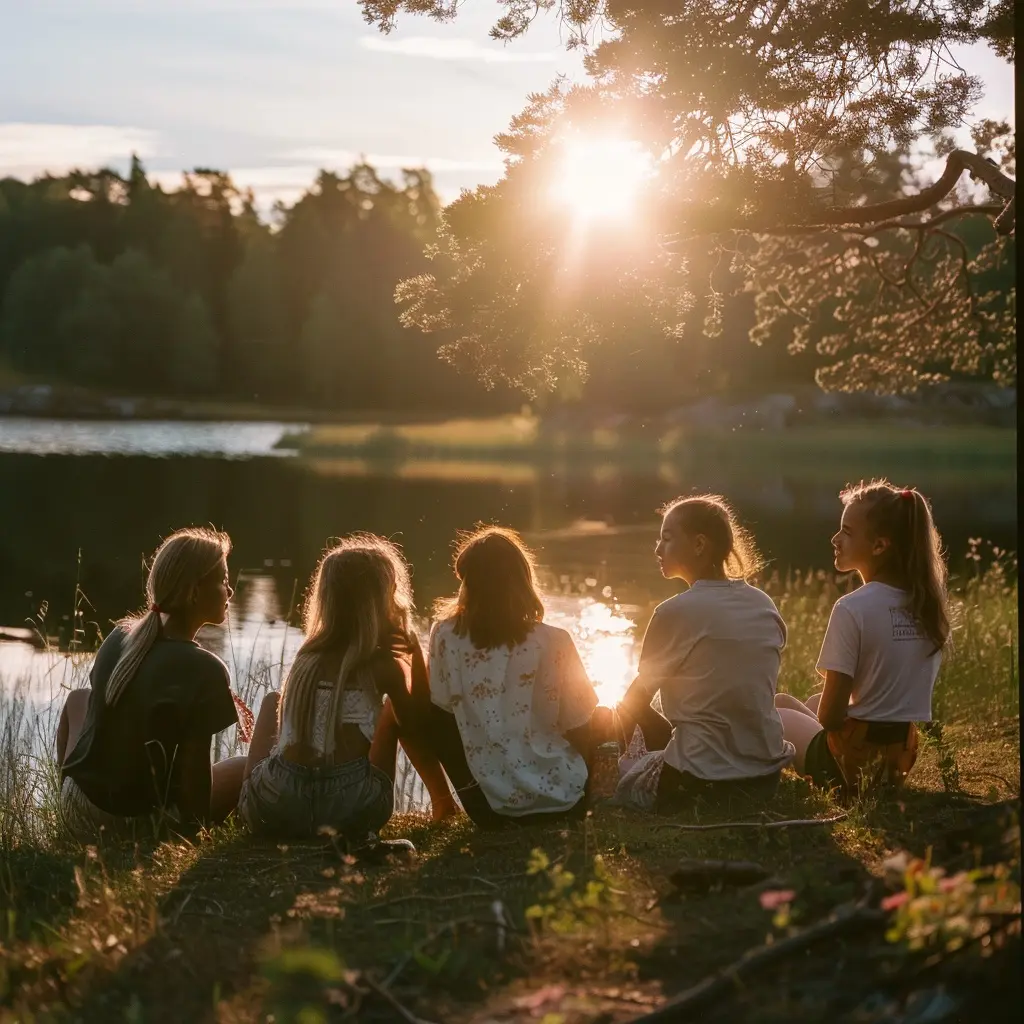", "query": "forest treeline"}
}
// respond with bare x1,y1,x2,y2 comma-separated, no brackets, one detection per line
0,157,1011,413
